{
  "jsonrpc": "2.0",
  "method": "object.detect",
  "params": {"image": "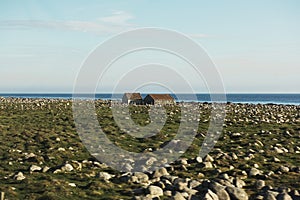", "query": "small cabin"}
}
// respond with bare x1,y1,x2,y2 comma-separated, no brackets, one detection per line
122,93,143,105
144,94,175,105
